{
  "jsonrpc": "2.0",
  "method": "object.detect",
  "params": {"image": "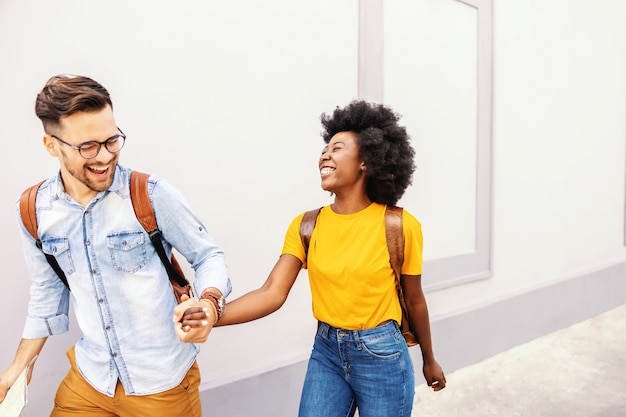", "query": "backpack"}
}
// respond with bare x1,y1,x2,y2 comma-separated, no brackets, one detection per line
19,171,192,303
299,206,418,347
